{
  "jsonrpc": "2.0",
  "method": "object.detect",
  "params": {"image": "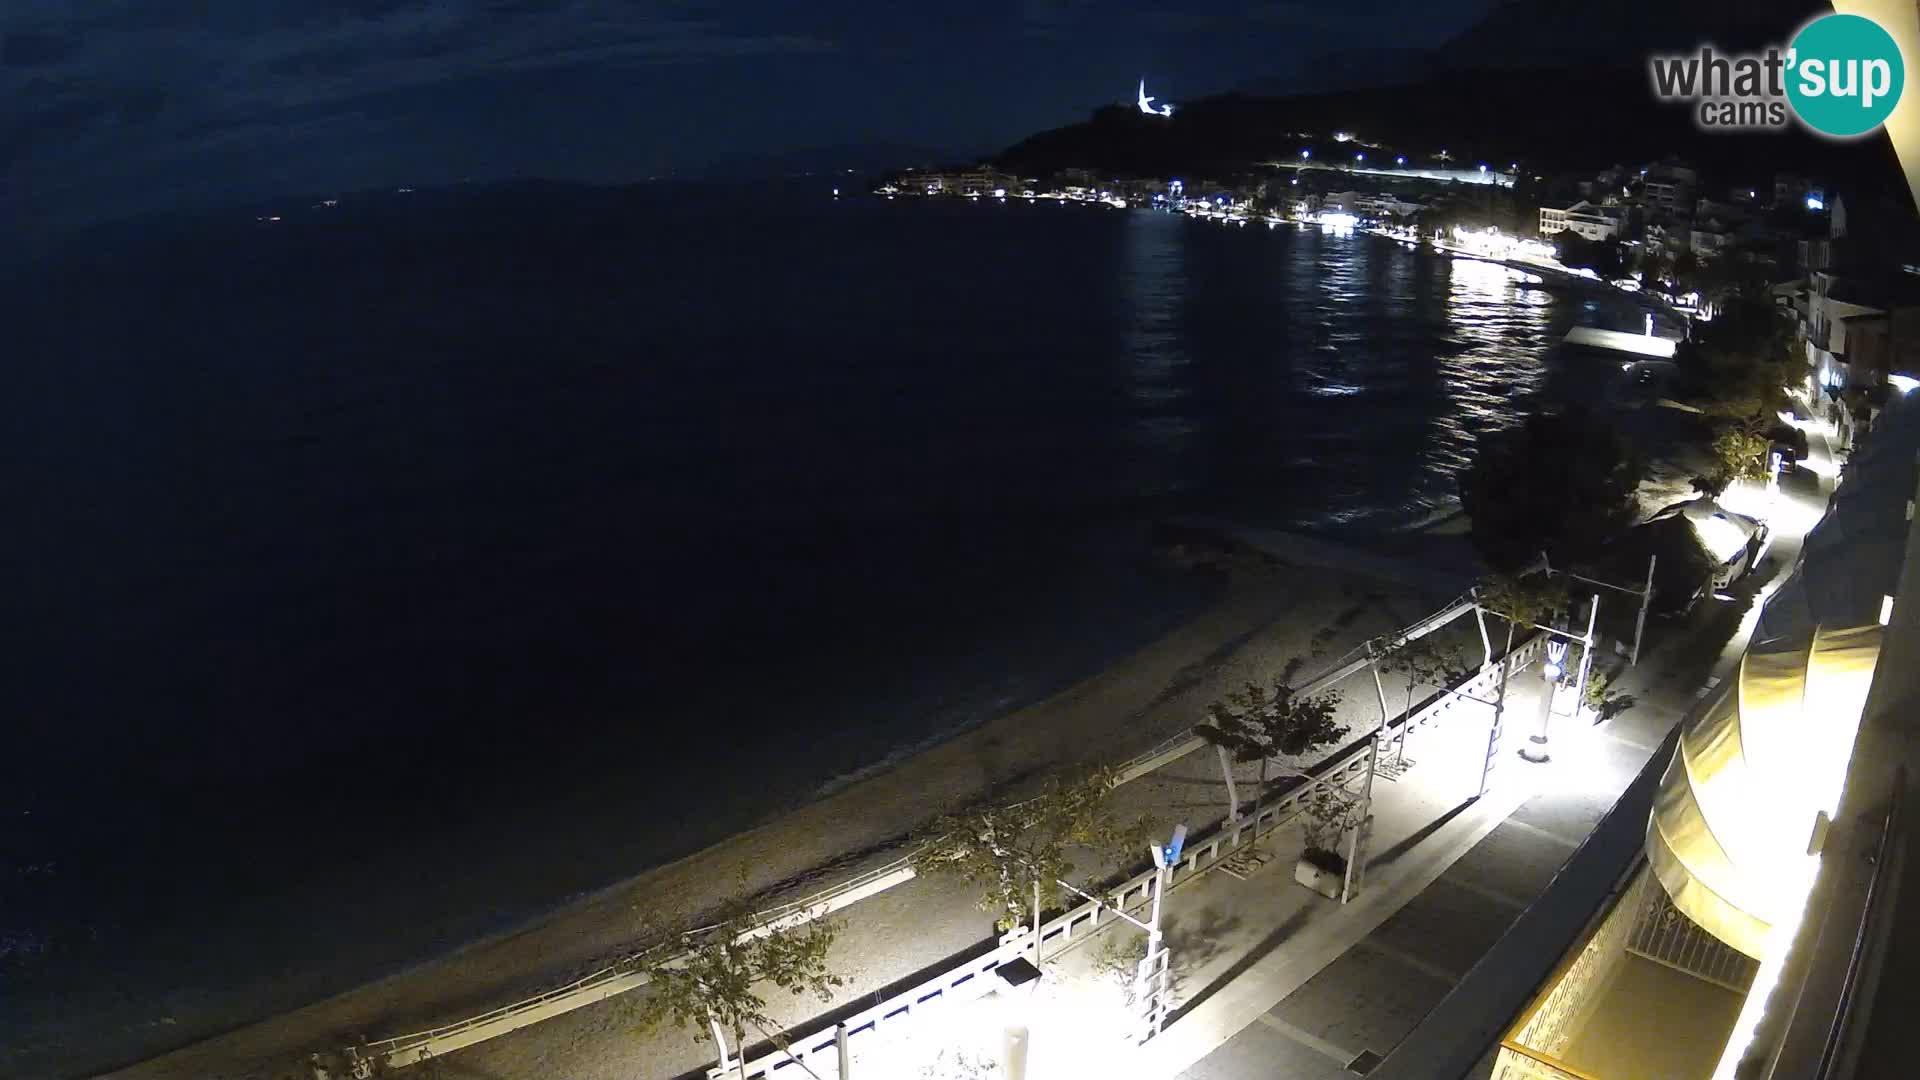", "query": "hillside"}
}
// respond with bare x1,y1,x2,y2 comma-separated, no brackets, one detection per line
996,0,1905,201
